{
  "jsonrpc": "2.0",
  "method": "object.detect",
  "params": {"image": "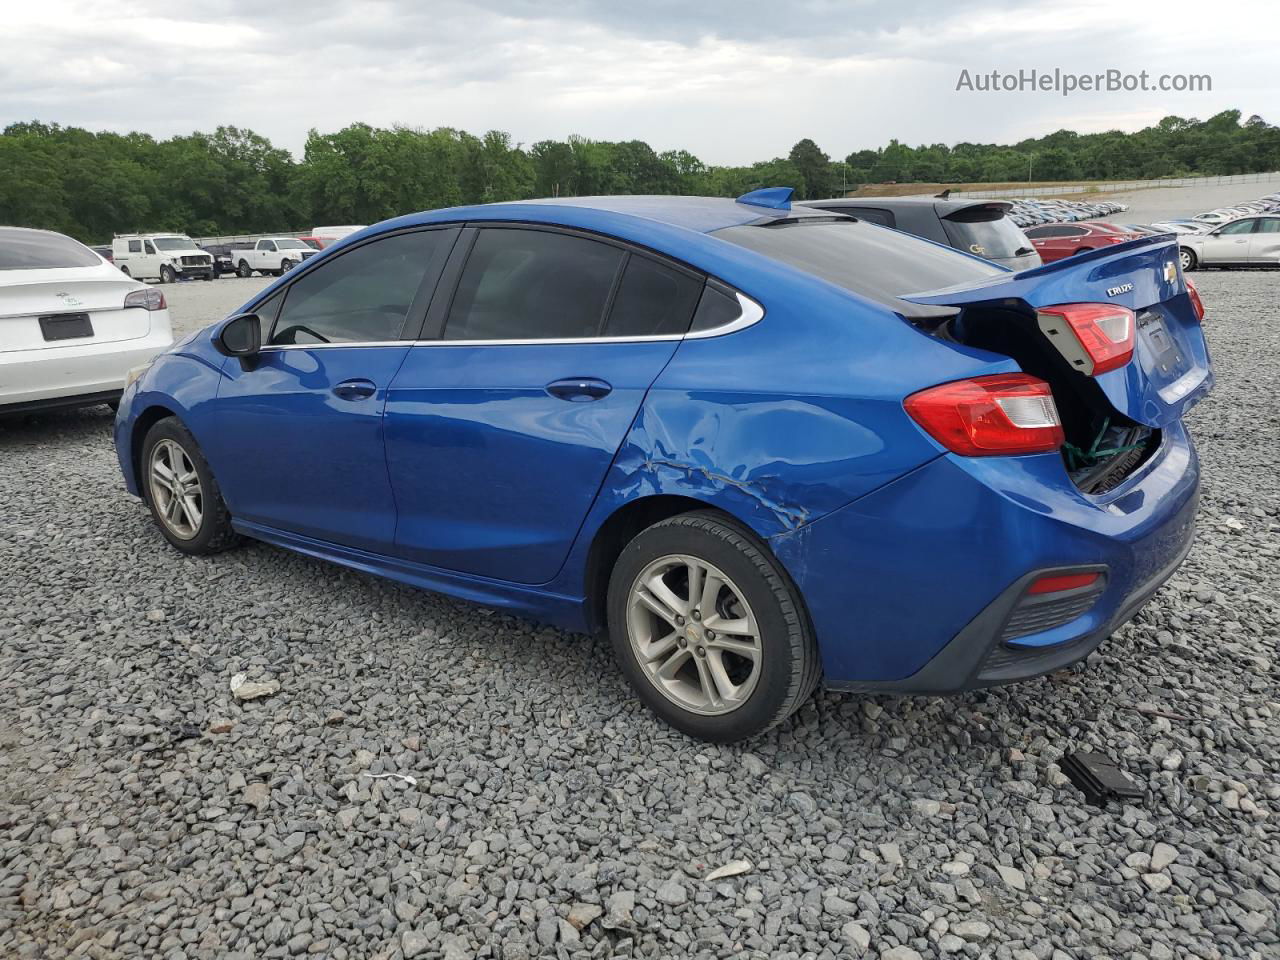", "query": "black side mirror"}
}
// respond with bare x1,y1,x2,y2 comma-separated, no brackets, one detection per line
214,313,262,357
